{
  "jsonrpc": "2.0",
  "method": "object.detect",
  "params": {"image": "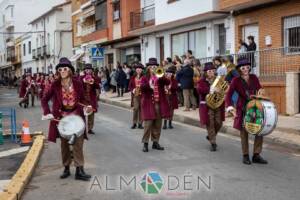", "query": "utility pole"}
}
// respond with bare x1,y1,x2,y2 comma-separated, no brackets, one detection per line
43,18,46,73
